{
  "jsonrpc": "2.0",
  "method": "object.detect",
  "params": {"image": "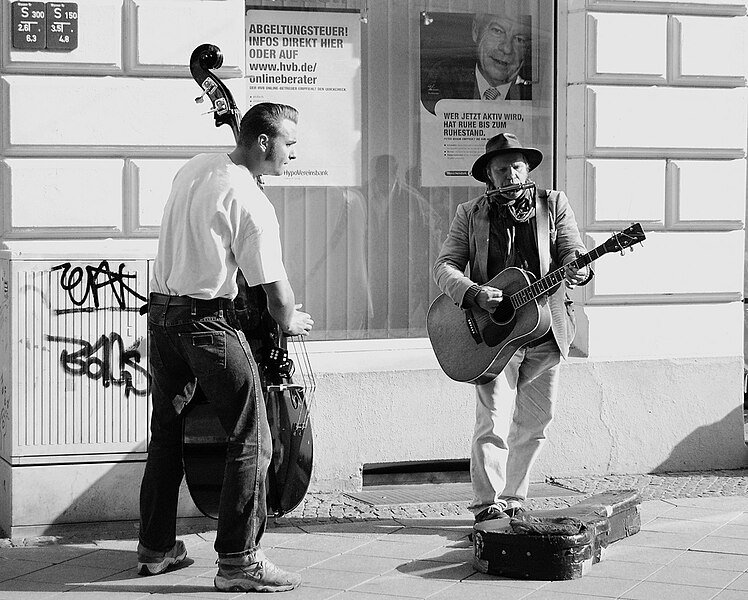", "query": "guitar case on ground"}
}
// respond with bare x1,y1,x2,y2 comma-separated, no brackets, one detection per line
473,489,641,580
